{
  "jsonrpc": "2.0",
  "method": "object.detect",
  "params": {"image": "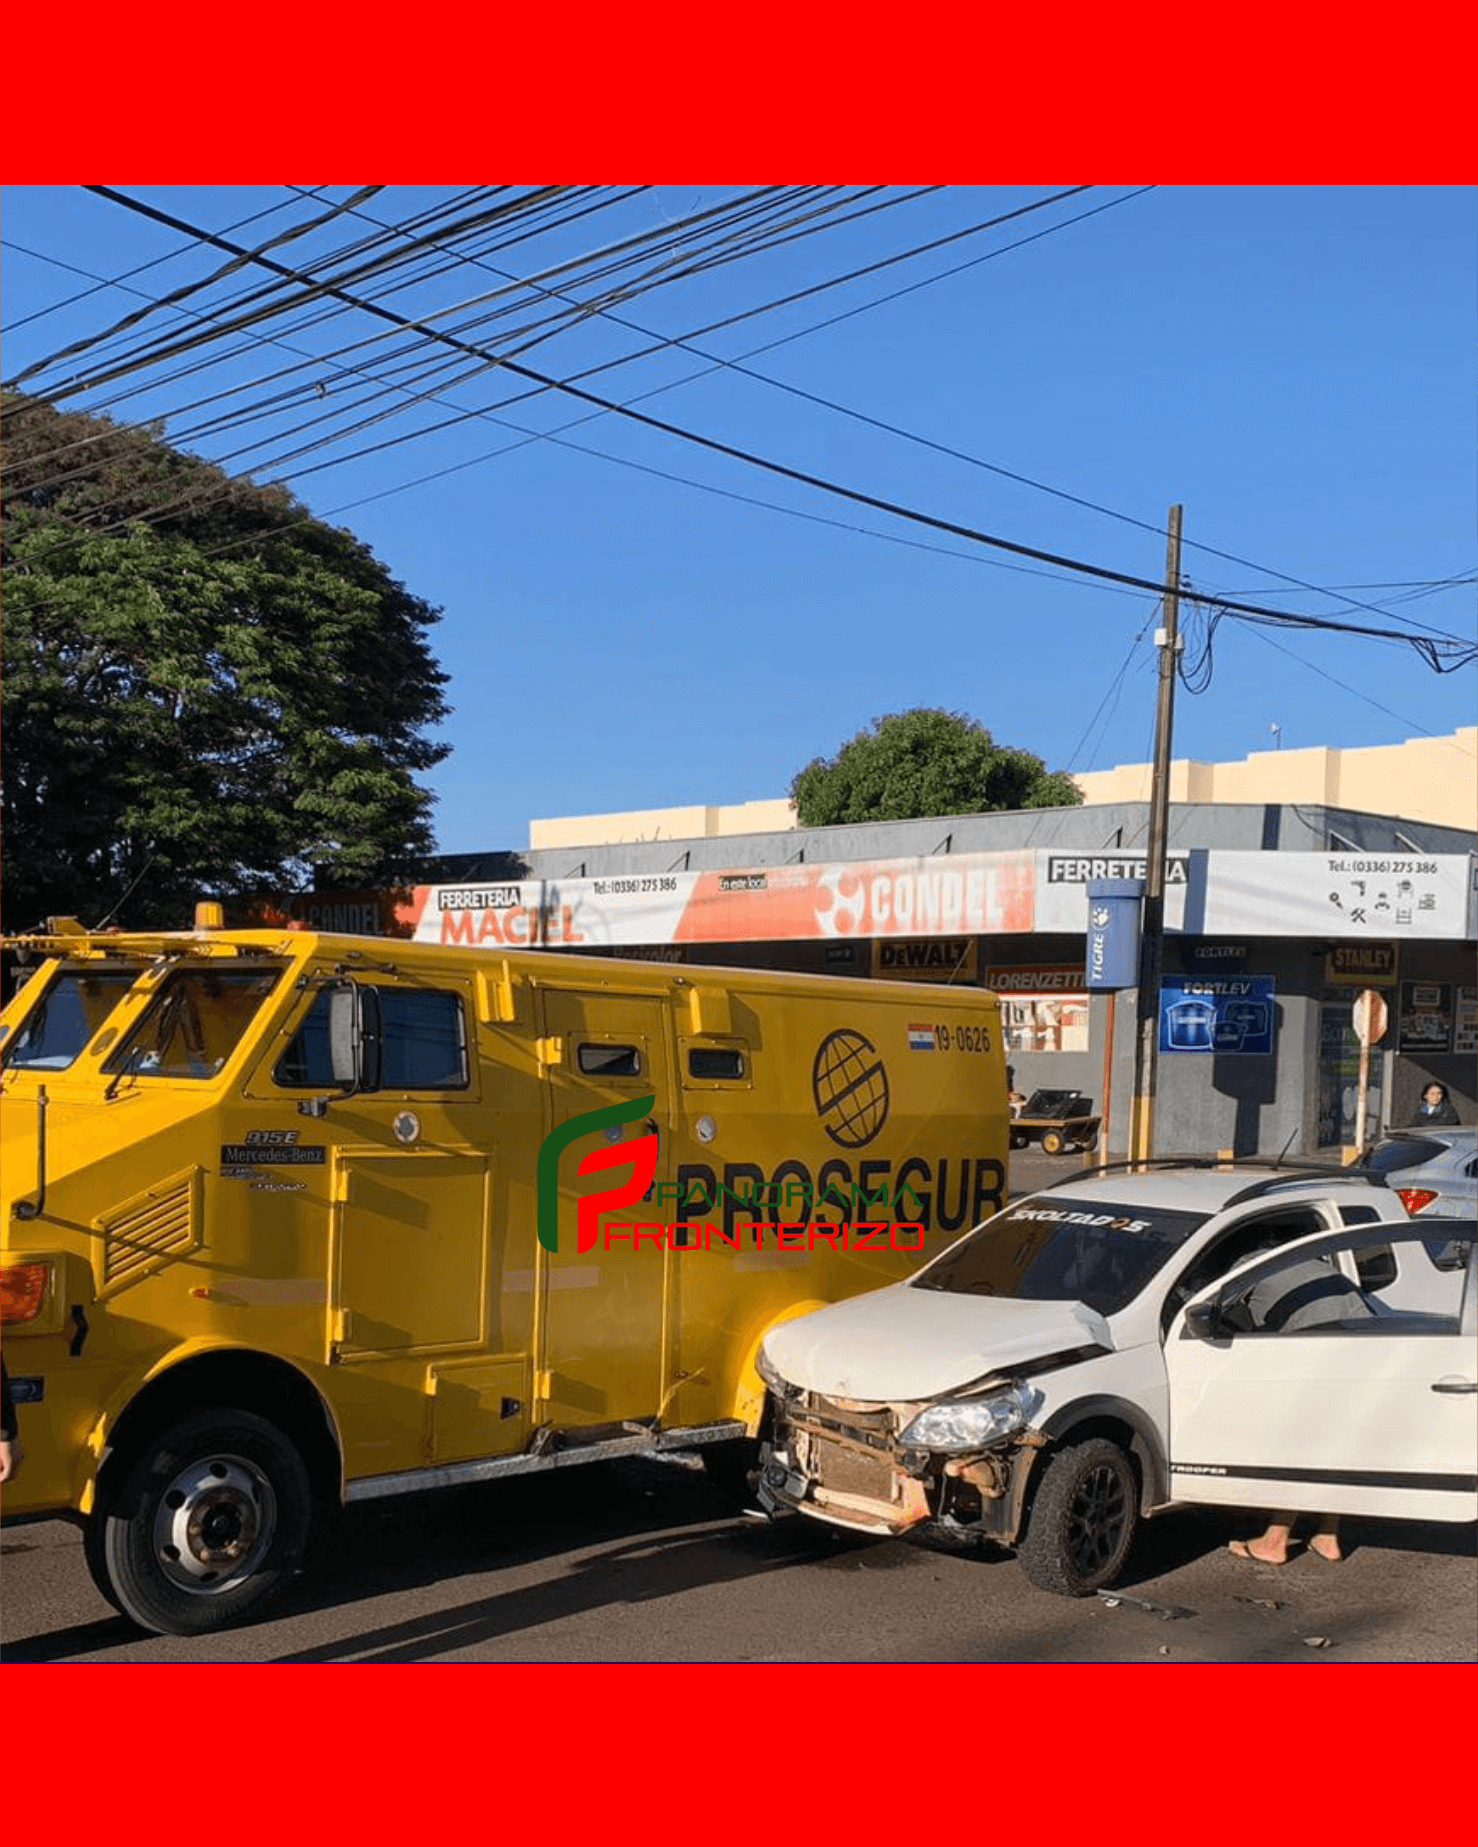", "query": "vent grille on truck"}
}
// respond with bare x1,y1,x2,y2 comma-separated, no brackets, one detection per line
98,1169,203,1291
